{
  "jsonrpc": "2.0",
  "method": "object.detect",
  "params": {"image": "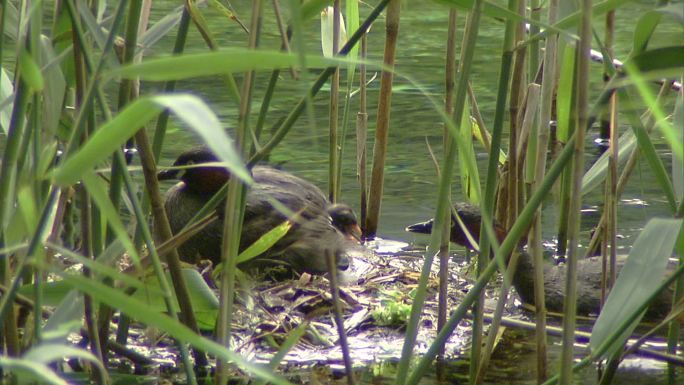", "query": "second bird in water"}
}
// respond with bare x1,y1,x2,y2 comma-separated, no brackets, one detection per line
158,147,361,275
406,203,675,321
